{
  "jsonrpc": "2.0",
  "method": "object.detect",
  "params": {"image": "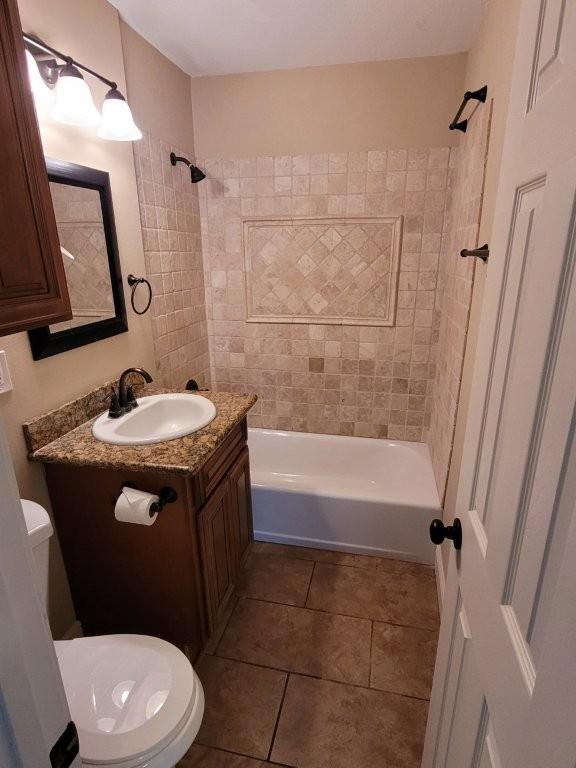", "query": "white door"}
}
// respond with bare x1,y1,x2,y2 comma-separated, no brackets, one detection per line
0,419,79,767
422,0,576,766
